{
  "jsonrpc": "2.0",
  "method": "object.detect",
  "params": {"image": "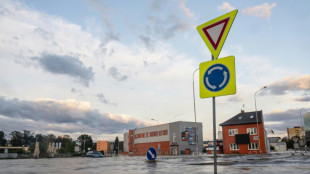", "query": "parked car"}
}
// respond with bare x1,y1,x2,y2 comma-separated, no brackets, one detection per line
85,151,104,158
